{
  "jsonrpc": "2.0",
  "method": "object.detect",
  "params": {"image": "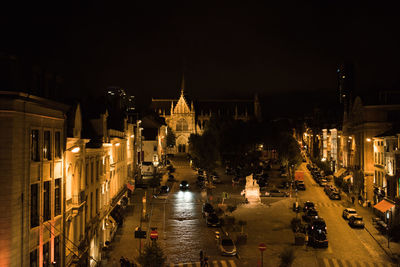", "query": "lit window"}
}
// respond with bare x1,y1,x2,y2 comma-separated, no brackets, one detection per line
31,130,40,161
43,131,51,160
